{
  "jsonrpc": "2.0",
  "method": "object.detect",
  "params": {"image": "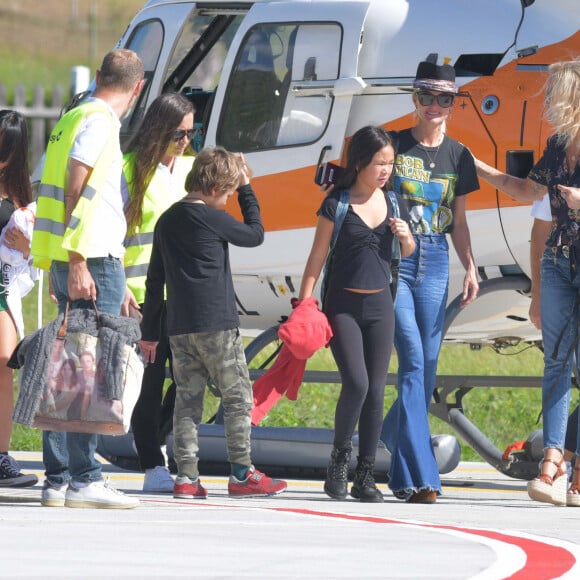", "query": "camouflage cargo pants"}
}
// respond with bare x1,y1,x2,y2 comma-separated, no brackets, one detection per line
169,328,253,479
